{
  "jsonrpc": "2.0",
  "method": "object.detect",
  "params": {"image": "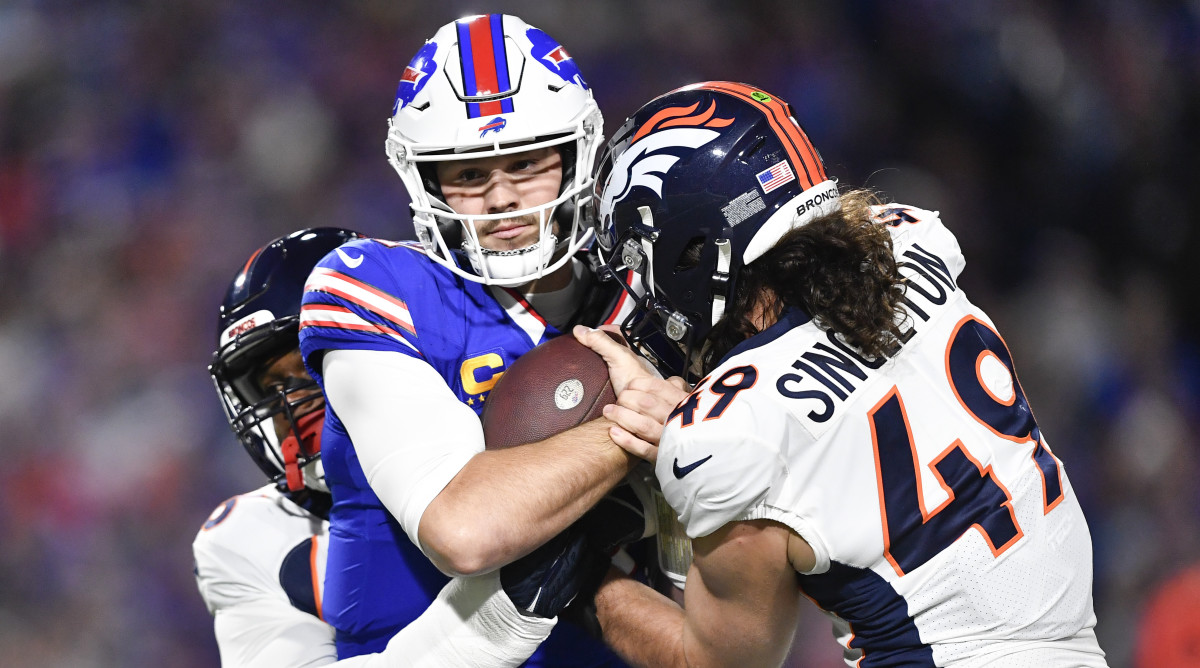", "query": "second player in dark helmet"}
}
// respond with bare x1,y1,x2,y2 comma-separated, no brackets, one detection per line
210,227,364,518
